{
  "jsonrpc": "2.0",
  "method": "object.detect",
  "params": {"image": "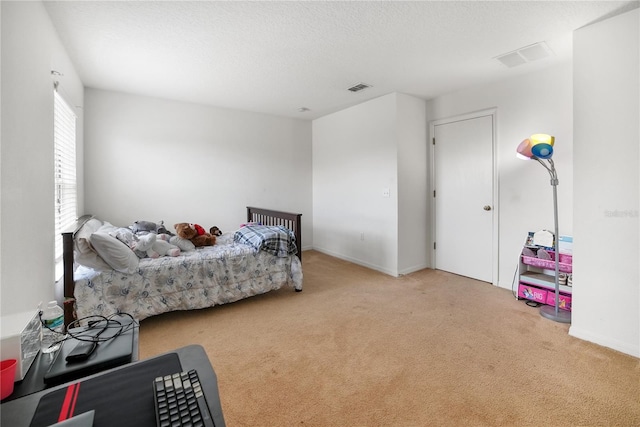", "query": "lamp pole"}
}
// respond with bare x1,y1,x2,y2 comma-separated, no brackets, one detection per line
537,158,571,323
